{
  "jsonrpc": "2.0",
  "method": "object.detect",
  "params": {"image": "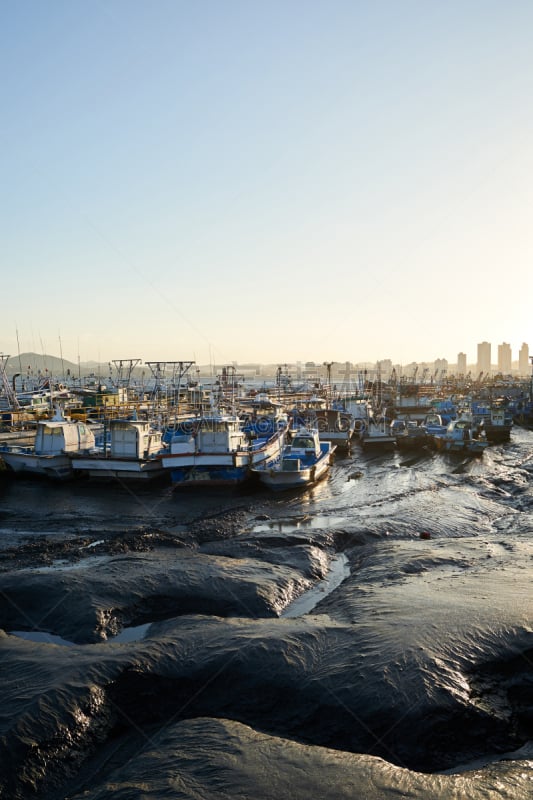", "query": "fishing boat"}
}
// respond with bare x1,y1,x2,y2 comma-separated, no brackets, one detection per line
391,419,429,450
252,427,335,491
349,402,370,440
69,417,167,480
421,412,449,437
509,397,533,429
470,400,513,443
428,399,457,424
360,411,396,449
312,408,356,451
429,417,489,456
160,412,285,486
0,408,96,480
240,406,289,438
